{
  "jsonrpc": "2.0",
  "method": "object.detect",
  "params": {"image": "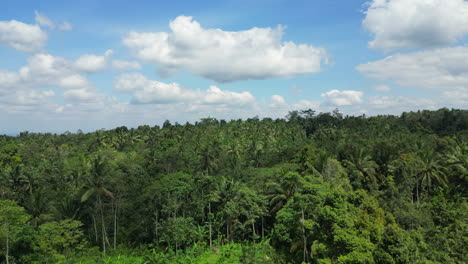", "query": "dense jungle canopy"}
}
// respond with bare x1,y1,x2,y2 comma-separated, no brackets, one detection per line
1,108,467,263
